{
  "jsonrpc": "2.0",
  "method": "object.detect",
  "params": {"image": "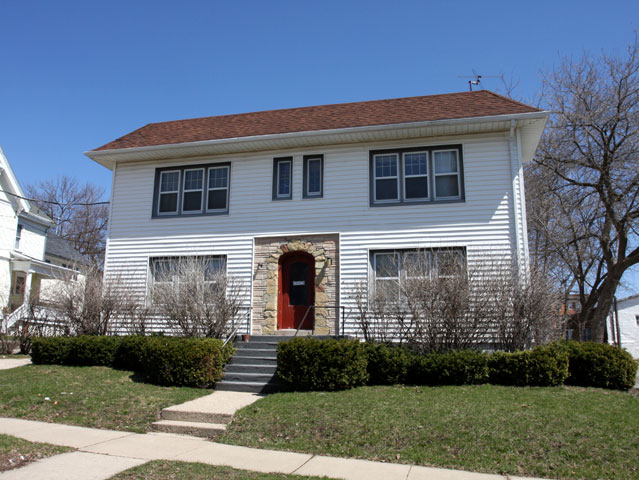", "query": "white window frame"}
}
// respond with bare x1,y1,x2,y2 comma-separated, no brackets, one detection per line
373,153,400,203
306,157,322,197
433,149,462,200
157,170,181,215
206,165,230,213
276,159,292,199
402,151,430,202
181,168,205,214
373,251,401,302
